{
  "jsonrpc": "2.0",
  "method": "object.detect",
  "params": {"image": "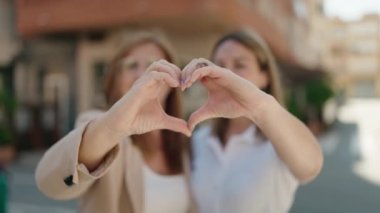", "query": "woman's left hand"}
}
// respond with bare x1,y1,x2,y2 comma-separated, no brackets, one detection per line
181,58,272,130
182,58,323,183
